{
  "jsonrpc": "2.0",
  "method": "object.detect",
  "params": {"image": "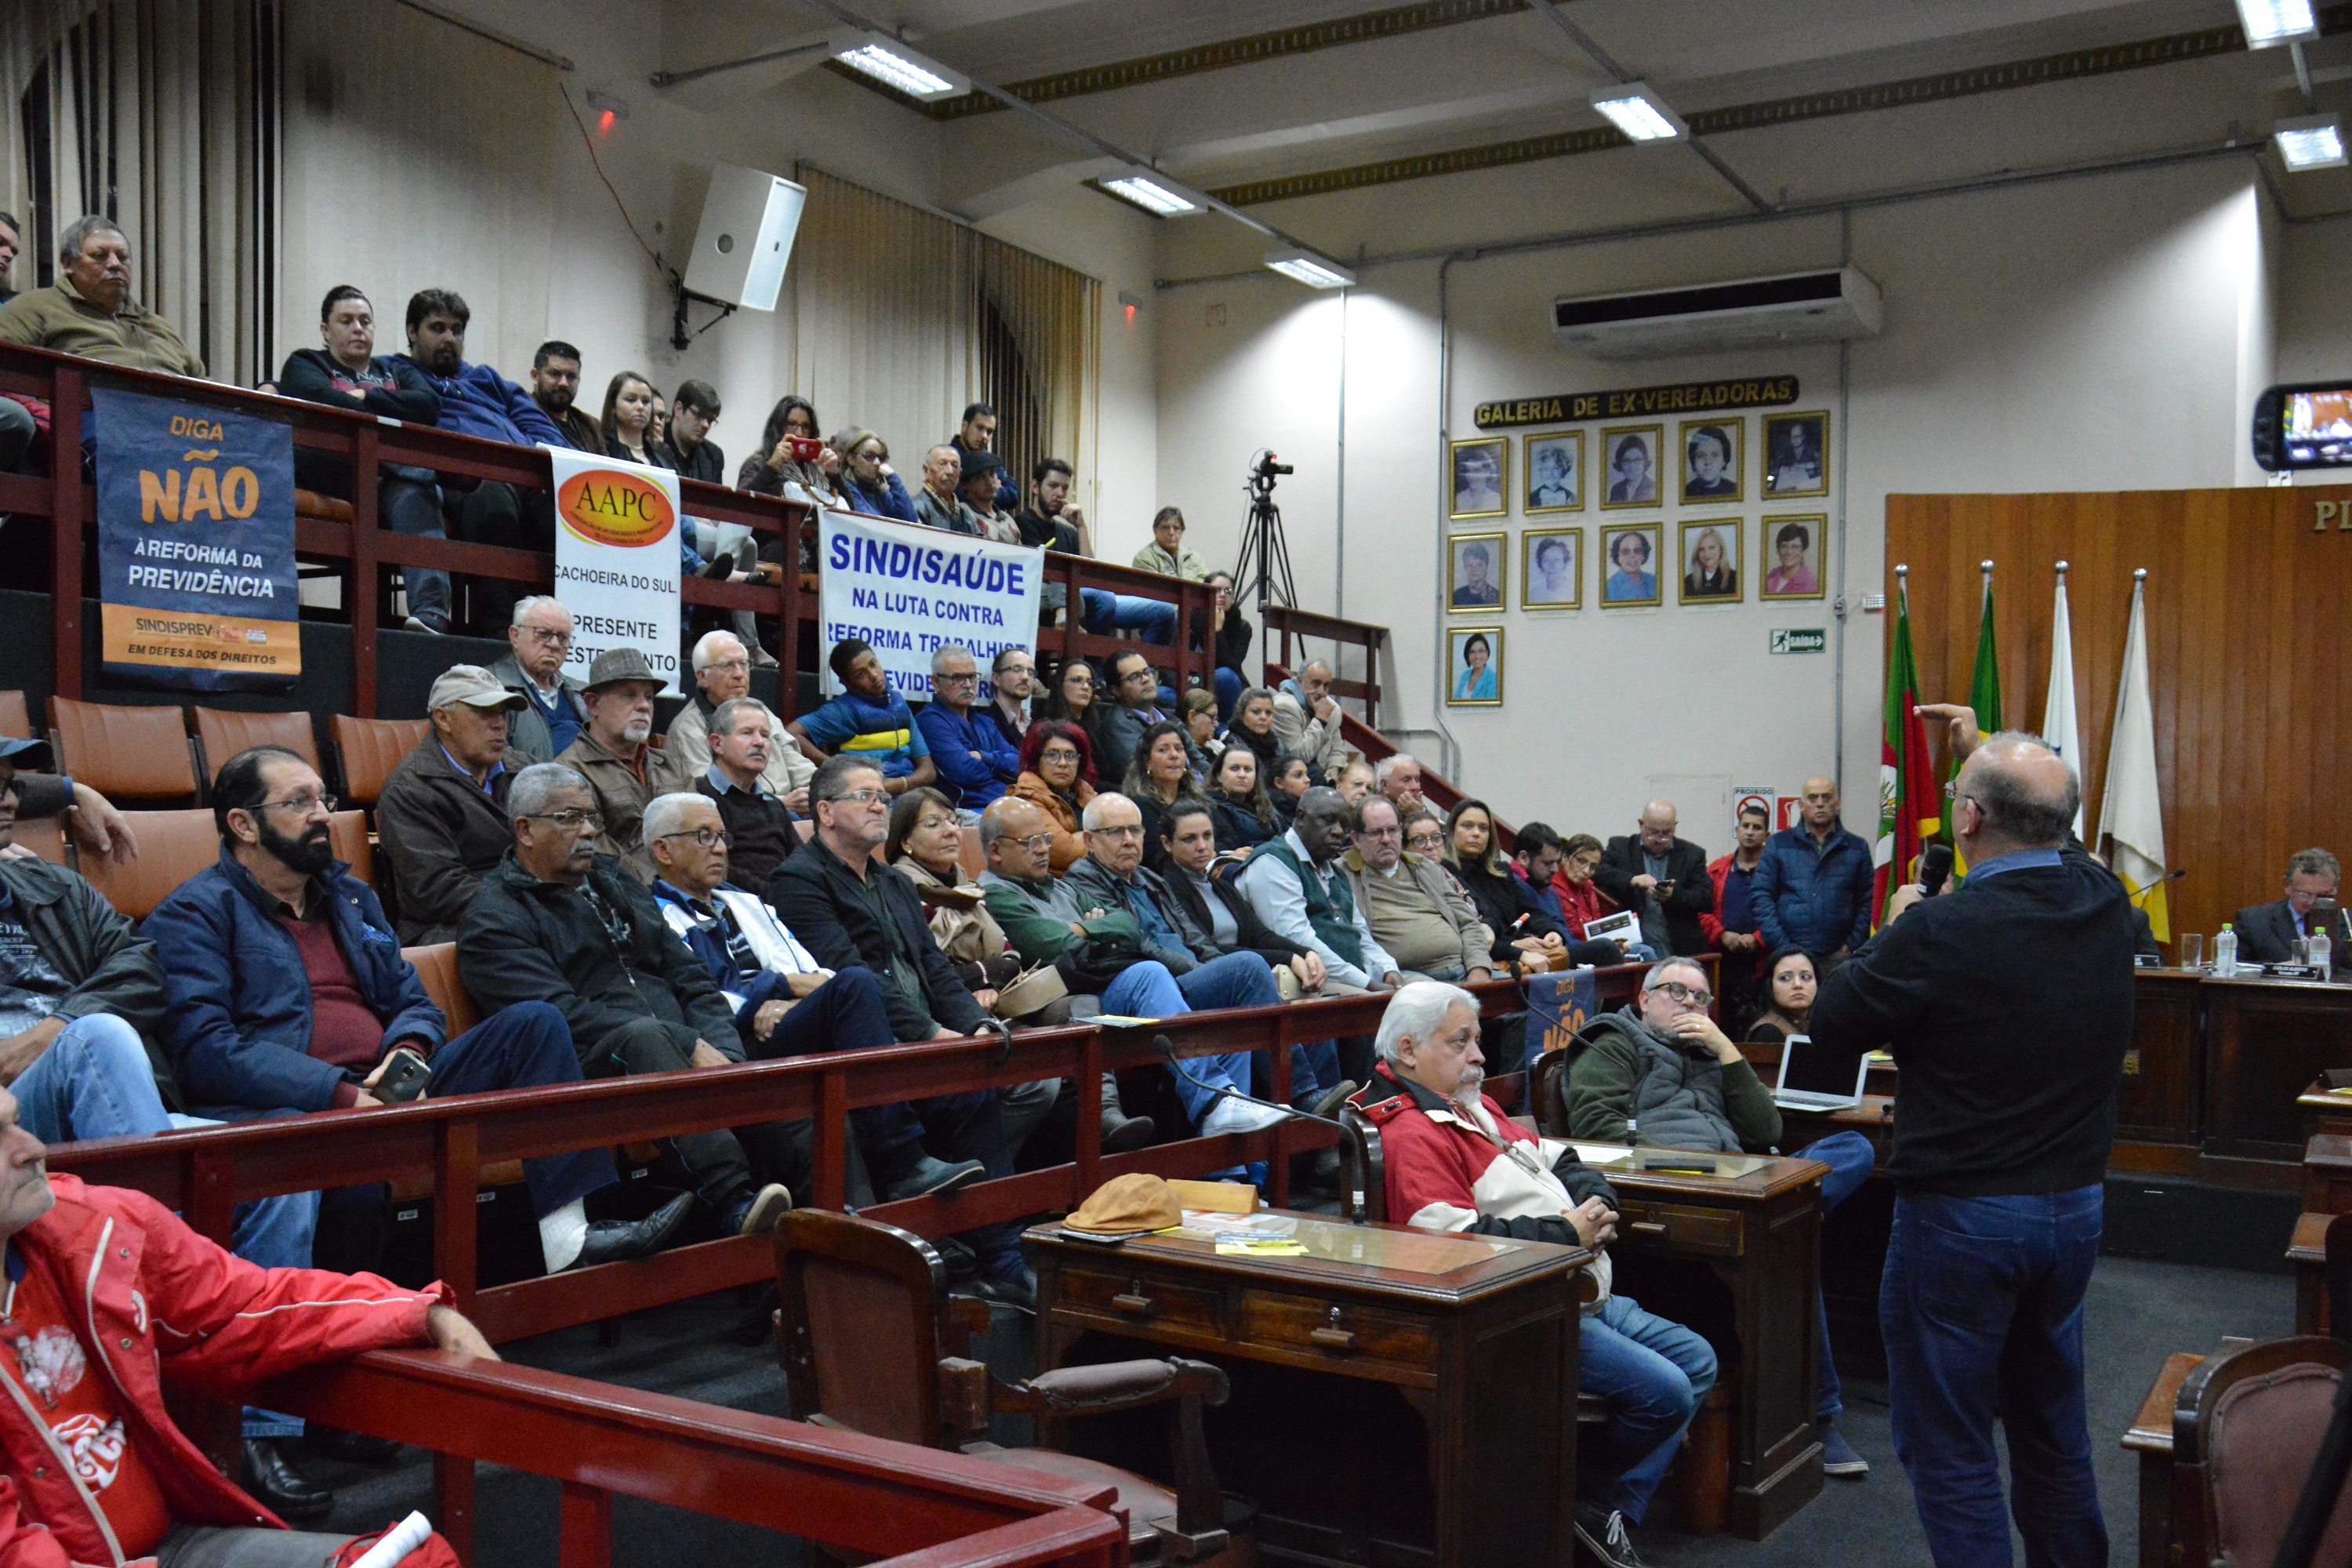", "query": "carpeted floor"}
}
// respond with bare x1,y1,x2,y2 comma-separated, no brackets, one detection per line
299,1249,2293,1565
